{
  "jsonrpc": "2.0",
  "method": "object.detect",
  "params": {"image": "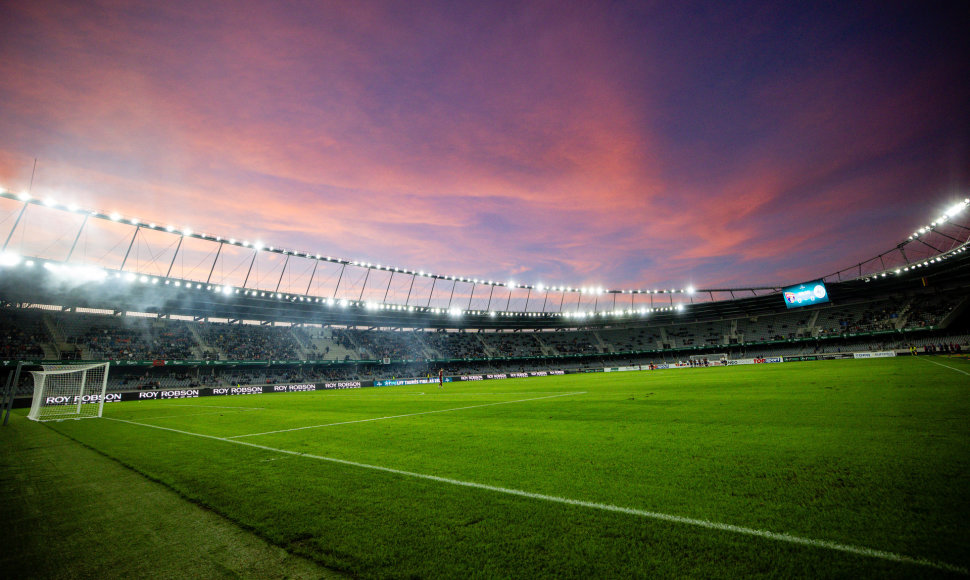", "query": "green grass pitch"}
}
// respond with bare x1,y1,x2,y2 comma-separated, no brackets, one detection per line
5,357,970,578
